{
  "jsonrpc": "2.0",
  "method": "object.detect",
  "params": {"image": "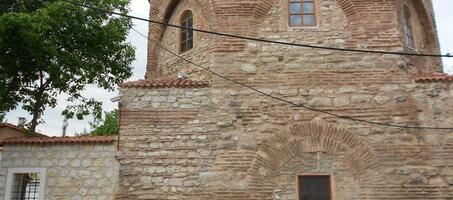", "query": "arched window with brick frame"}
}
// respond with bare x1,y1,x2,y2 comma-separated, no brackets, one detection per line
289,0,317,27
403,6,415,49
180,10,193,53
